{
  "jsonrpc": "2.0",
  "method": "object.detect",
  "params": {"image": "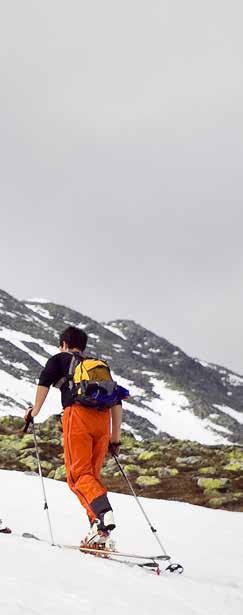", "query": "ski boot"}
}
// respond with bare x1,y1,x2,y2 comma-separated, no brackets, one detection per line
81,510,115,550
